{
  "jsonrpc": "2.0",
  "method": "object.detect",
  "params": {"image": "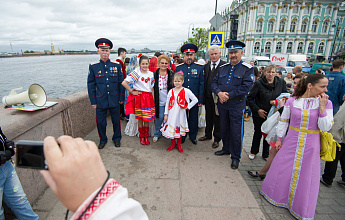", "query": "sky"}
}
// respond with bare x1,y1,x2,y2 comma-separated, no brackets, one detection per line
0,0,232,53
